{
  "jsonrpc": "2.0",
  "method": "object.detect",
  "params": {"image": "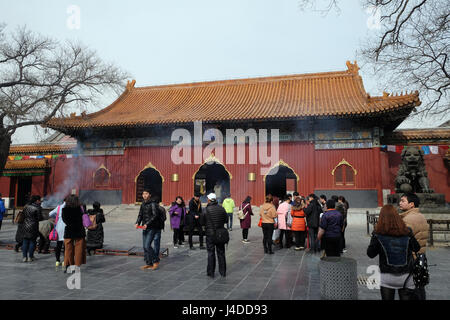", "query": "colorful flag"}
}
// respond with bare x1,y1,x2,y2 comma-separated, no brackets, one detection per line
52,155,59,159
36,155,44,159
44,155,52,159
429,146,439,154
395,145,404,153
22,156,30,160
387,145,396,152
8,156,15,161
66,154,73,159
421,146,430,155
14,156,23,160
29,156,37,159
